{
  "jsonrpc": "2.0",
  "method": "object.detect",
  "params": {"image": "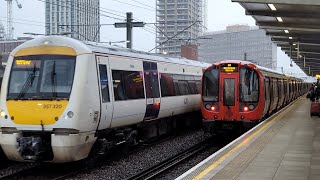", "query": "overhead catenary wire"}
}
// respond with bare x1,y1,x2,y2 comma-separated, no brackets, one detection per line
131,0,156,10
35,0,124,21
148,20,201,52
110,0,154,12
0,16,44,25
